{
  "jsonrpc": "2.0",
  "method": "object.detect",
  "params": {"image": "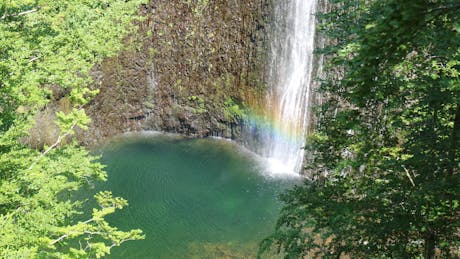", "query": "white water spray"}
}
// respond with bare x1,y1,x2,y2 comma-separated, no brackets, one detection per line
264,0,317,175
